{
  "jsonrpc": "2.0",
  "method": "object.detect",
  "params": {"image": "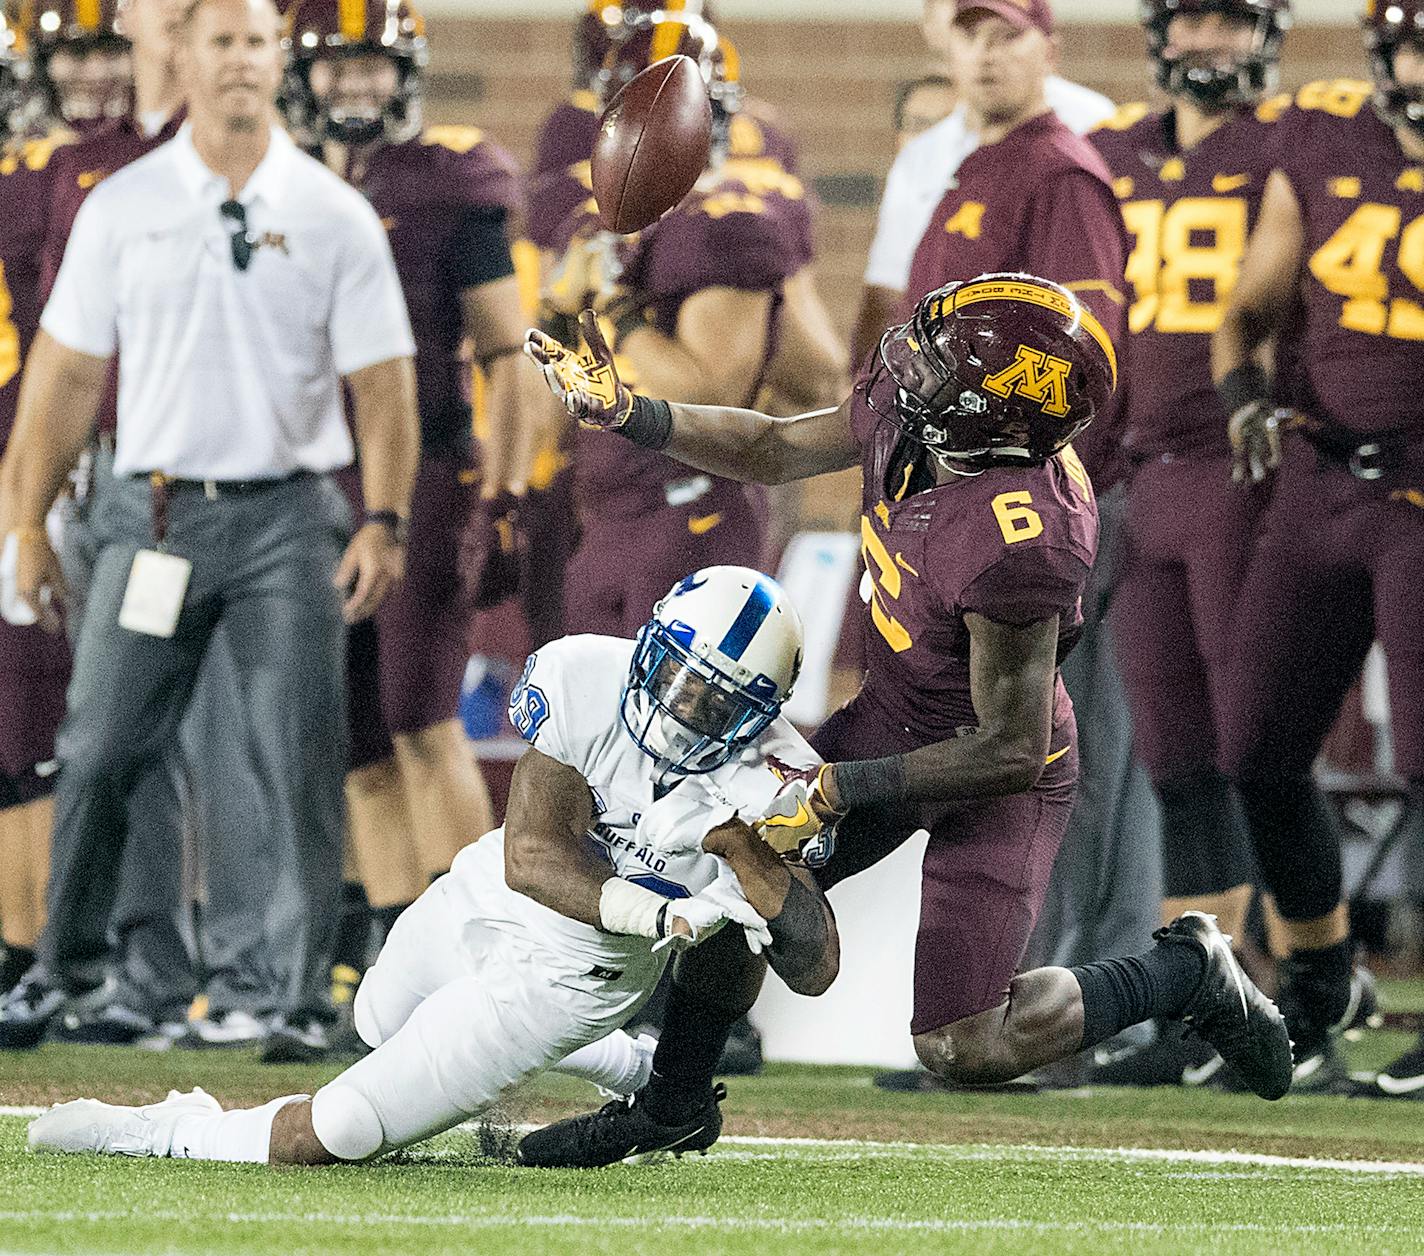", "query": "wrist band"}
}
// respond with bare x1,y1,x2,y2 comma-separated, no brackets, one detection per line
833,755,909,811
598,877,668,938
1217,363,1270,415
617,395,673,451
364,509,410,544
